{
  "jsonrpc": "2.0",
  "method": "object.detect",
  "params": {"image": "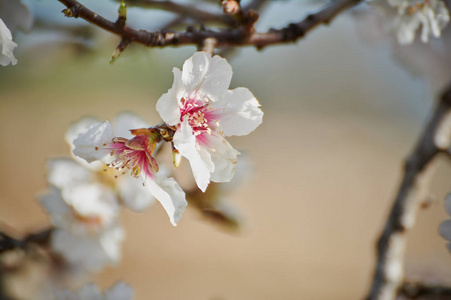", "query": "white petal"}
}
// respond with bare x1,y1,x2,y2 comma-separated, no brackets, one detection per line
156,68,183,126
206,132,240,183
173,119,213,192
39,187,72,228
78,284,102,300
105,282,134,300
182,52,233,101
62,183,119,228
117,175,155,211
419,12,431,43
73,121,115,164
47,158,93,190
65,116,100,150
52,225,124,272
144,174,187,226
219,153,253,191
181,51,211,92
440,220,451,241
112,111,149,139
211,87,263,137
98,225,125,265
0,18,17,66
197,54,233,101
